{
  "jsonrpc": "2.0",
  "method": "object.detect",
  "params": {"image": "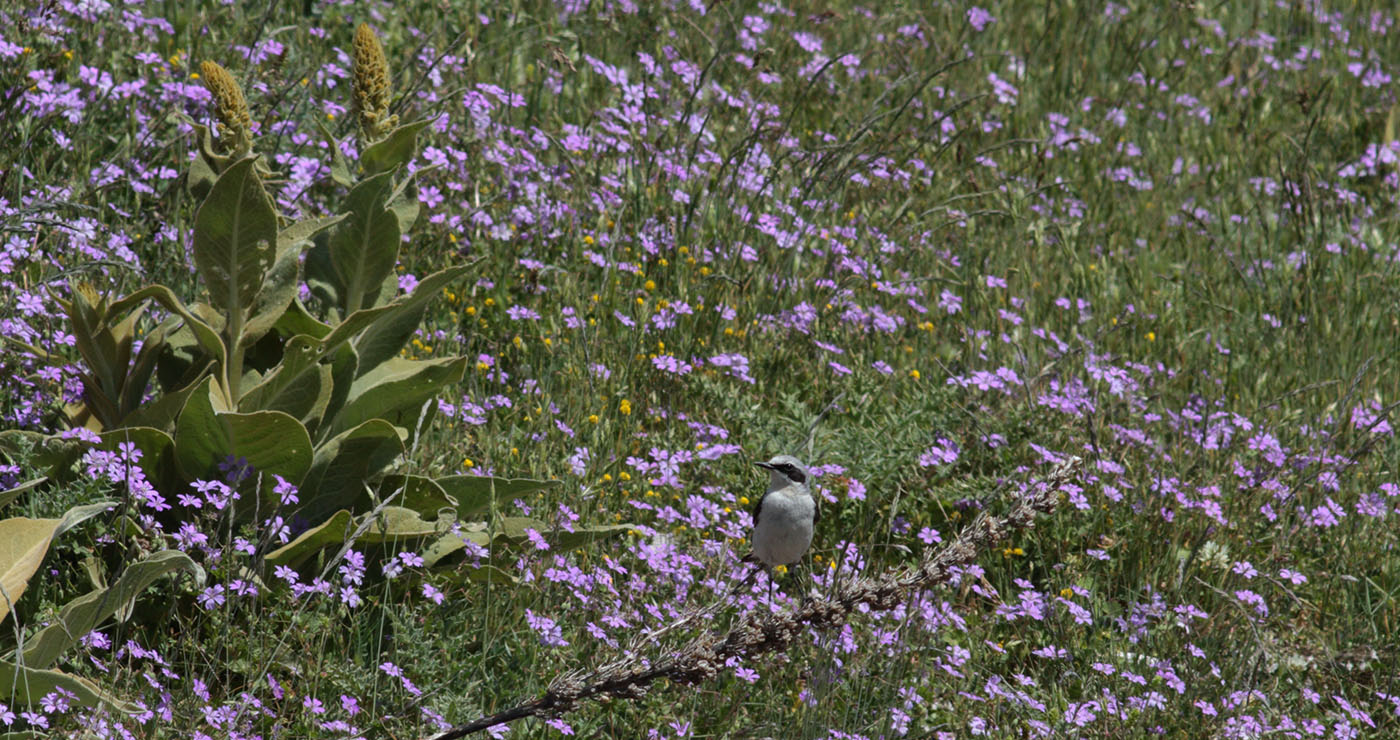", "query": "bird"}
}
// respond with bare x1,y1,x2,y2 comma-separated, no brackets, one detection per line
742,454,818,600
